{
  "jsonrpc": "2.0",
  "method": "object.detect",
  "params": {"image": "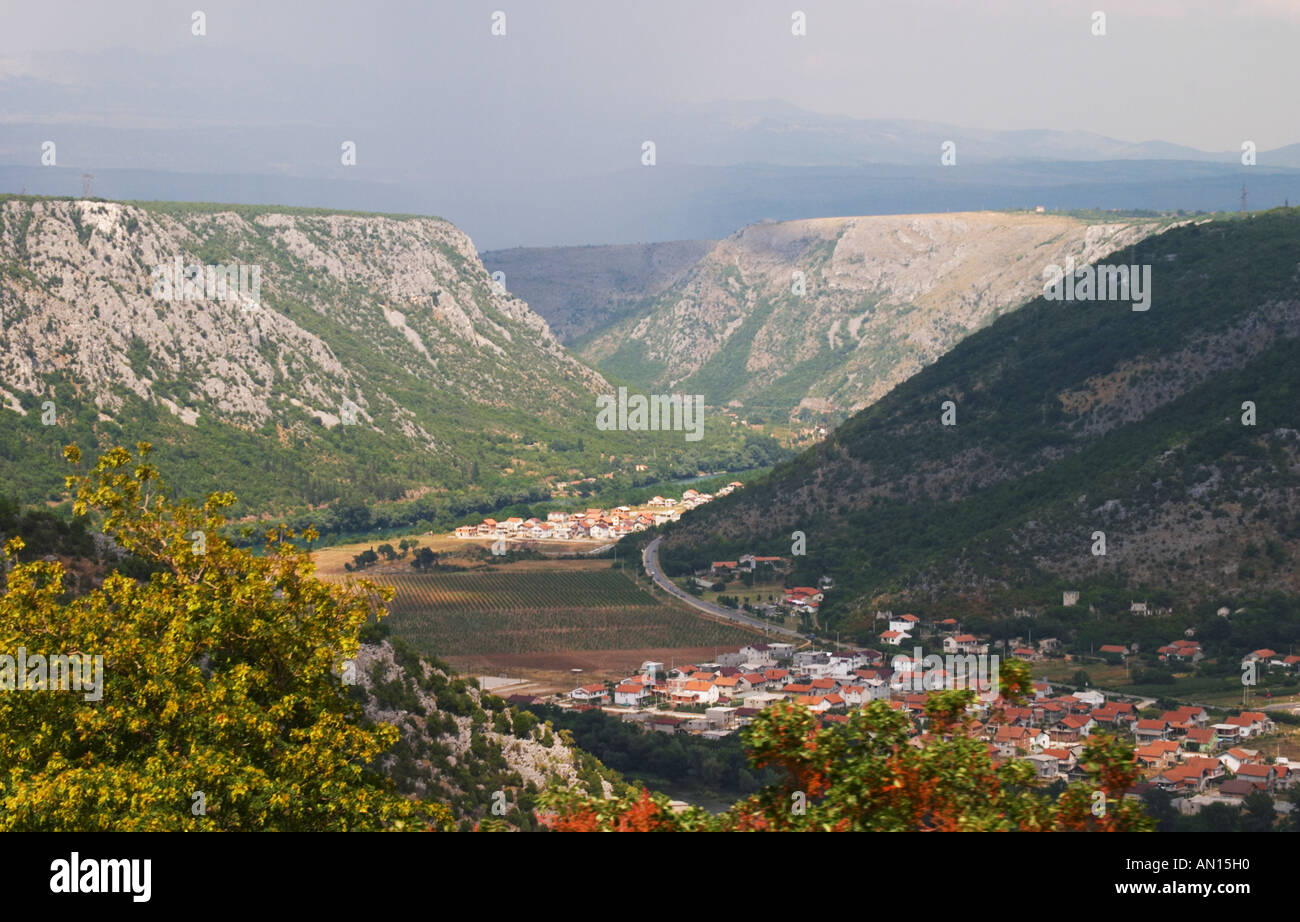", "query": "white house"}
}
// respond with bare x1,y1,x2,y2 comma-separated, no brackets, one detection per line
614,683,652,707
570,684,609,704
